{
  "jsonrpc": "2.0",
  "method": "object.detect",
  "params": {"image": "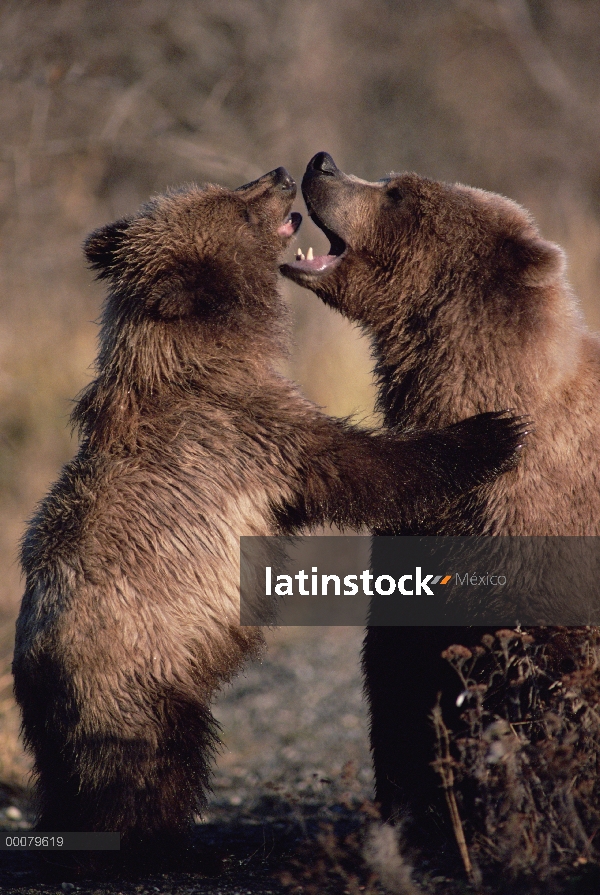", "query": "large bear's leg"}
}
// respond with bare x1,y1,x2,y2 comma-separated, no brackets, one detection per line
362,626,469,828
